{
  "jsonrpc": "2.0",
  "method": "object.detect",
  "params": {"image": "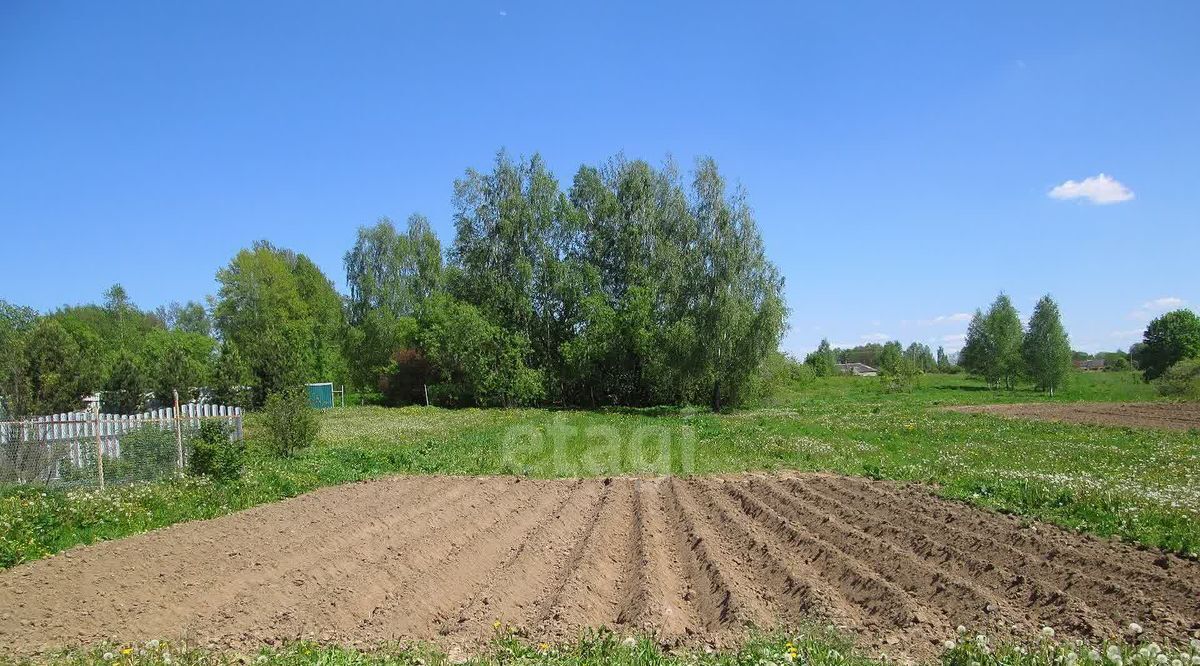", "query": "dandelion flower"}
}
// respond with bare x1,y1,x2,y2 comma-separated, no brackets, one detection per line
1091,650,1103,662
1043,627,1056,639
1129,623,1144,635
944,640,957,650
1157,656,1168,665
1172,660,1182,666
146,640,160,650
102,653,115,661
121,648,133,656
493,621,502,630
1109,646,1124,662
